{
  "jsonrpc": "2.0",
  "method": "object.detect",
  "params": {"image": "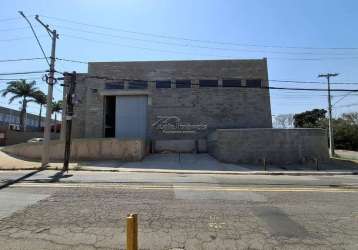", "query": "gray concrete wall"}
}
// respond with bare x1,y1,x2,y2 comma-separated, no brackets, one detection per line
2,138,145,161
66,59,272,141
208,128,329,164
4,130,59,146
